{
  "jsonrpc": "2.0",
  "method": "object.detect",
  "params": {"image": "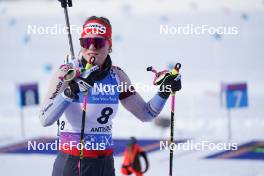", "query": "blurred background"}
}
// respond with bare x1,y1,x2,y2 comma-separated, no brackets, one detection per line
0,0,264,175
